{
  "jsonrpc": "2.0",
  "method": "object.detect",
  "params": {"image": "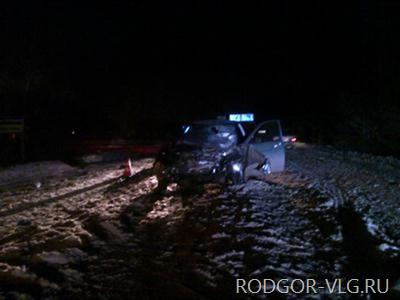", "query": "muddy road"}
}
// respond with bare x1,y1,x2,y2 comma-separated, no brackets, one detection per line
1,145,400,299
